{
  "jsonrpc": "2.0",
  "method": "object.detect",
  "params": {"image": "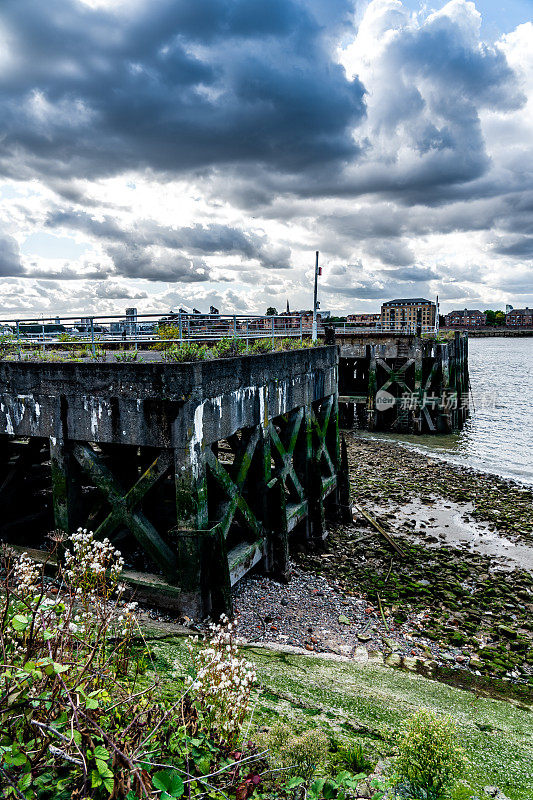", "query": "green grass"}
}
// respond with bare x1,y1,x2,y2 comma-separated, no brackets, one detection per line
147,636,533,799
